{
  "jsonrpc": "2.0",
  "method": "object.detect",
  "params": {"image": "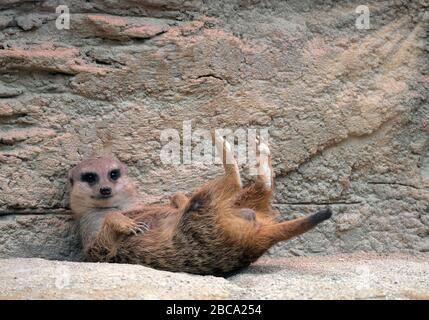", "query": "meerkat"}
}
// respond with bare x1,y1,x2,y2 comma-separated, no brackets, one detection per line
69,135,332,276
